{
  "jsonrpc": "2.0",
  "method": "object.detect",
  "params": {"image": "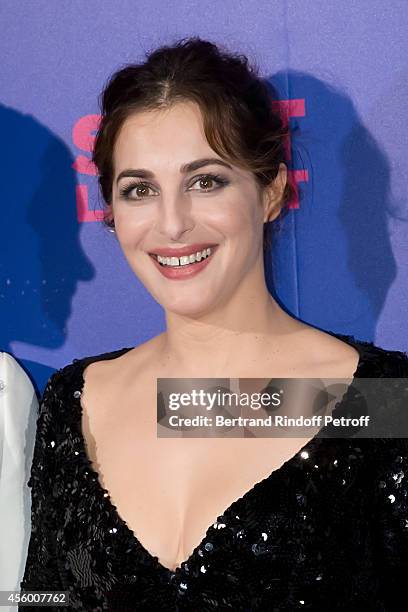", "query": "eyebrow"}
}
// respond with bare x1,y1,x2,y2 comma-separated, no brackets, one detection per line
115,157,233,185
